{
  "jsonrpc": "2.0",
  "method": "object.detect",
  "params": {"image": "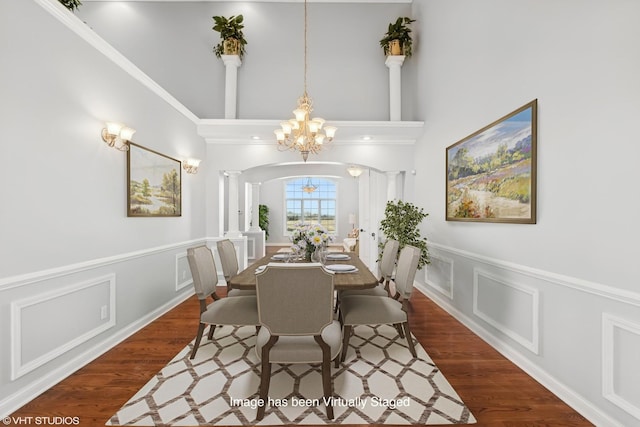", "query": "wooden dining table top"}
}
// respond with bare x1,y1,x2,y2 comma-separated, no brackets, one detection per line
227,252,379,291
